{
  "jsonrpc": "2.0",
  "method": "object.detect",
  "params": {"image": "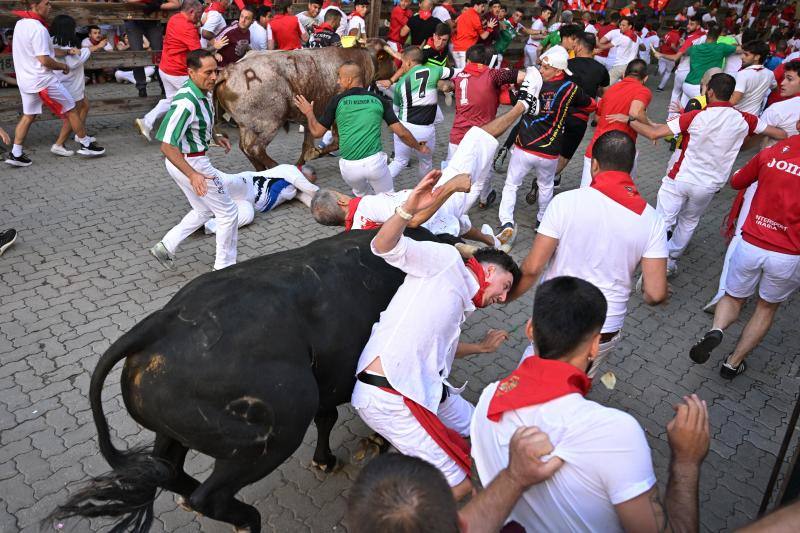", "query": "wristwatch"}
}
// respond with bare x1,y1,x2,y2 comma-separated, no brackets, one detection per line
627,116,637,124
